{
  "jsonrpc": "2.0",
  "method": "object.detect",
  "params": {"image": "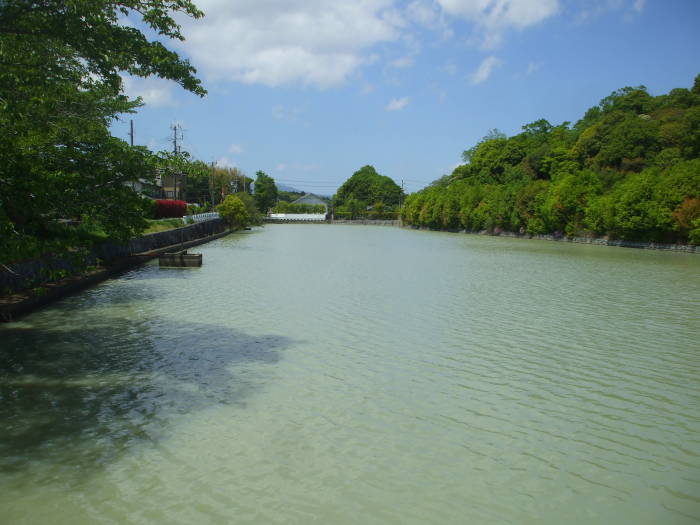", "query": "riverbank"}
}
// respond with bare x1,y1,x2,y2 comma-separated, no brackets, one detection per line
263,218,401,226
0,225,237,322
272,218,699,252
331,219,401,226
406,226,699,253
500,230,699,253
